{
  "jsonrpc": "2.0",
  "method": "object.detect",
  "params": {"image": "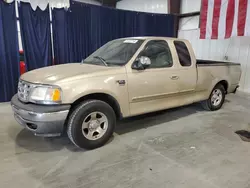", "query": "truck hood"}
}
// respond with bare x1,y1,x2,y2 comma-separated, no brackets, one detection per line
21,63,126,84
